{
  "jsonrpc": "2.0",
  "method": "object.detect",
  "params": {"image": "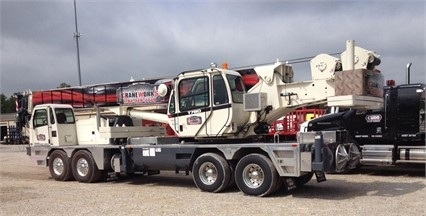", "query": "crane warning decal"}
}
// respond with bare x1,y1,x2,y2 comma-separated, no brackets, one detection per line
117,83,168,106
187,116,202,125
142,148,162,157
365,114,382,123
36,134,46,141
